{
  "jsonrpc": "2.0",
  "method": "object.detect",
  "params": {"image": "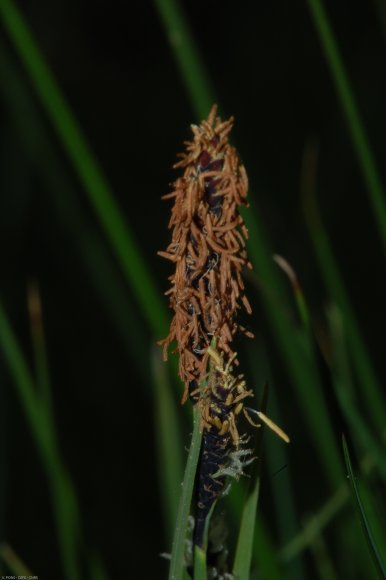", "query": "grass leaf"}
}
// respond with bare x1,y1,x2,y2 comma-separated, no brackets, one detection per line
233,384,268,579
0,301,82,580
0,544,33,576
305,0,386,255
342,436,386,579
302,141,386,436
